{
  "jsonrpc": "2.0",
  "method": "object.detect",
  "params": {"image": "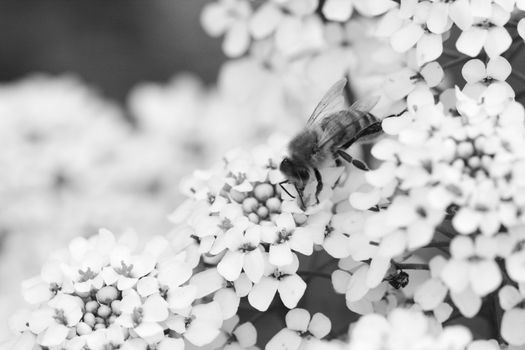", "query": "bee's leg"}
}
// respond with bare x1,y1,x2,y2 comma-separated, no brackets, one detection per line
336,149,370,171
313,168,323,204
384,108,408,119
279,180,295,199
